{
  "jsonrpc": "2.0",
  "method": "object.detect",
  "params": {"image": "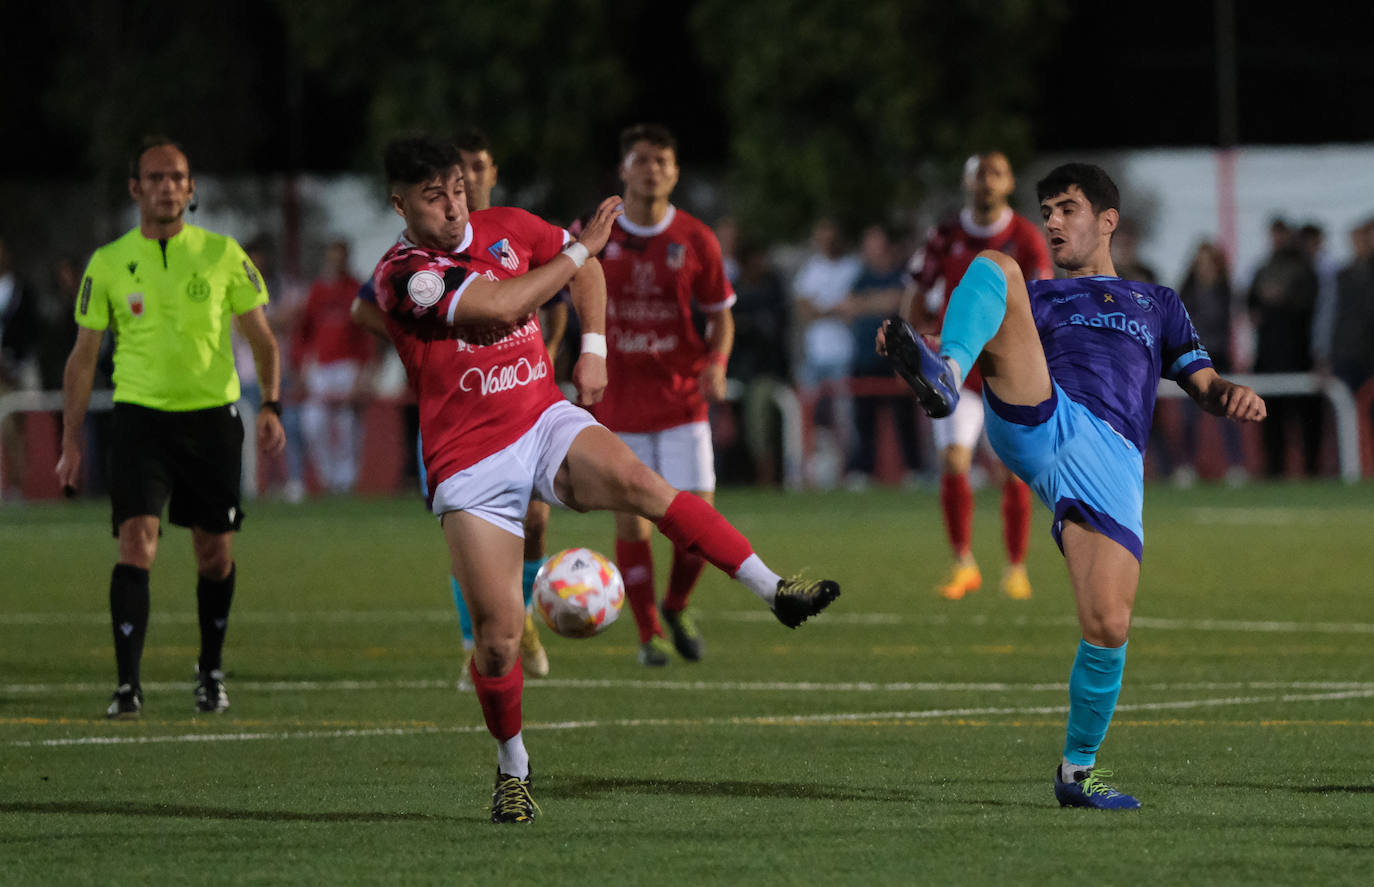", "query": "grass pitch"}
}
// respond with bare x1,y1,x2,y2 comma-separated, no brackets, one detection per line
2,482,1372,885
